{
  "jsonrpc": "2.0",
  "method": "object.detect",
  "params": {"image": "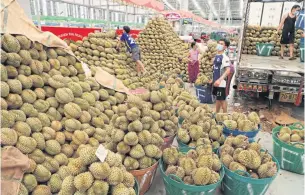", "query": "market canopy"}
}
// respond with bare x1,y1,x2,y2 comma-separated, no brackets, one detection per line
114,0,164,11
